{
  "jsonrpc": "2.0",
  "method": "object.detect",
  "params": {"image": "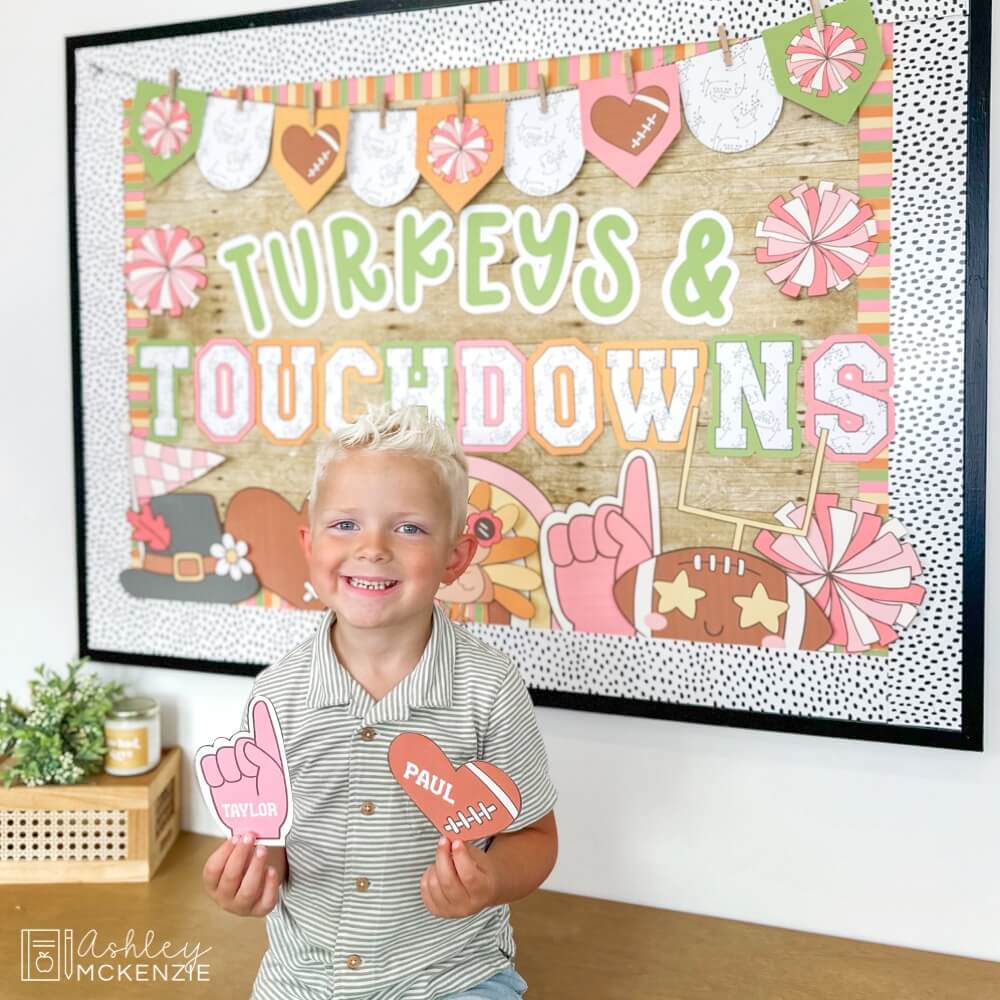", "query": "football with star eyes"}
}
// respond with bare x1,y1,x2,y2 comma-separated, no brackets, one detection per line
613,547,832,651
